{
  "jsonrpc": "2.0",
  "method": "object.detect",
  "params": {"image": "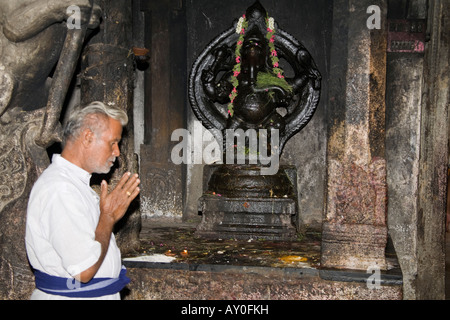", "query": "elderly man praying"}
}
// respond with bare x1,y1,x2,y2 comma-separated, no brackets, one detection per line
25,101,140,300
